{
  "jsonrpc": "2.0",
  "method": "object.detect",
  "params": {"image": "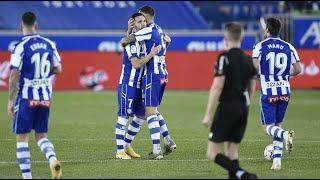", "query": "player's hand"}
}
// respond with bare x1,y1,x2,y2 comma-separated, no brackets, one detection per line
163,34,171,43
202,114,211,128
120,37,126,47
7,101,14,119
150,43,161,56
128,18,135,31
